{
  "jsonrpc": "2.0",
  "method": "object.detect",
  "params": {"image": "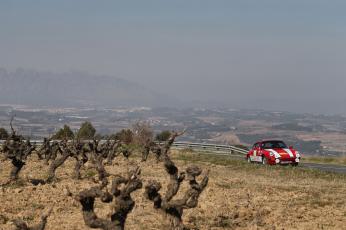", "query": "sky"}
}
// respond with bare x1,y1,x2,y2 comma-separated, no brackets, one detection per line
1,0,346,114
